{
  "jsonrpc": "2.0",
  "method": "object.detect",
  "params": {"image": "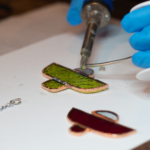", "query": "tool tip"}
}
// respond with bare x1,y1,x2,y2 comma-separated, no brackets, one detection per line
80,56,88,70
81,65,86,70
